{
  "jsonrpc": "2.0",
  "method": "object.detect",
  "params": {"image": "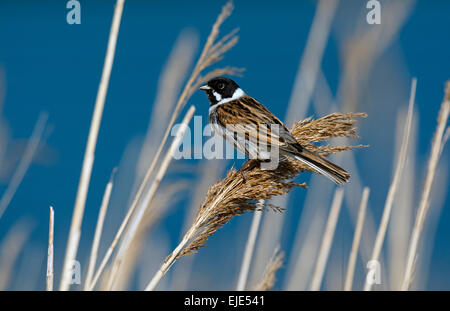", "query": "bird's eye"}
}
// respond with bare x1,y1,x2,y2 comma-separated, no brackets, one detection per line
218,83,225,90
